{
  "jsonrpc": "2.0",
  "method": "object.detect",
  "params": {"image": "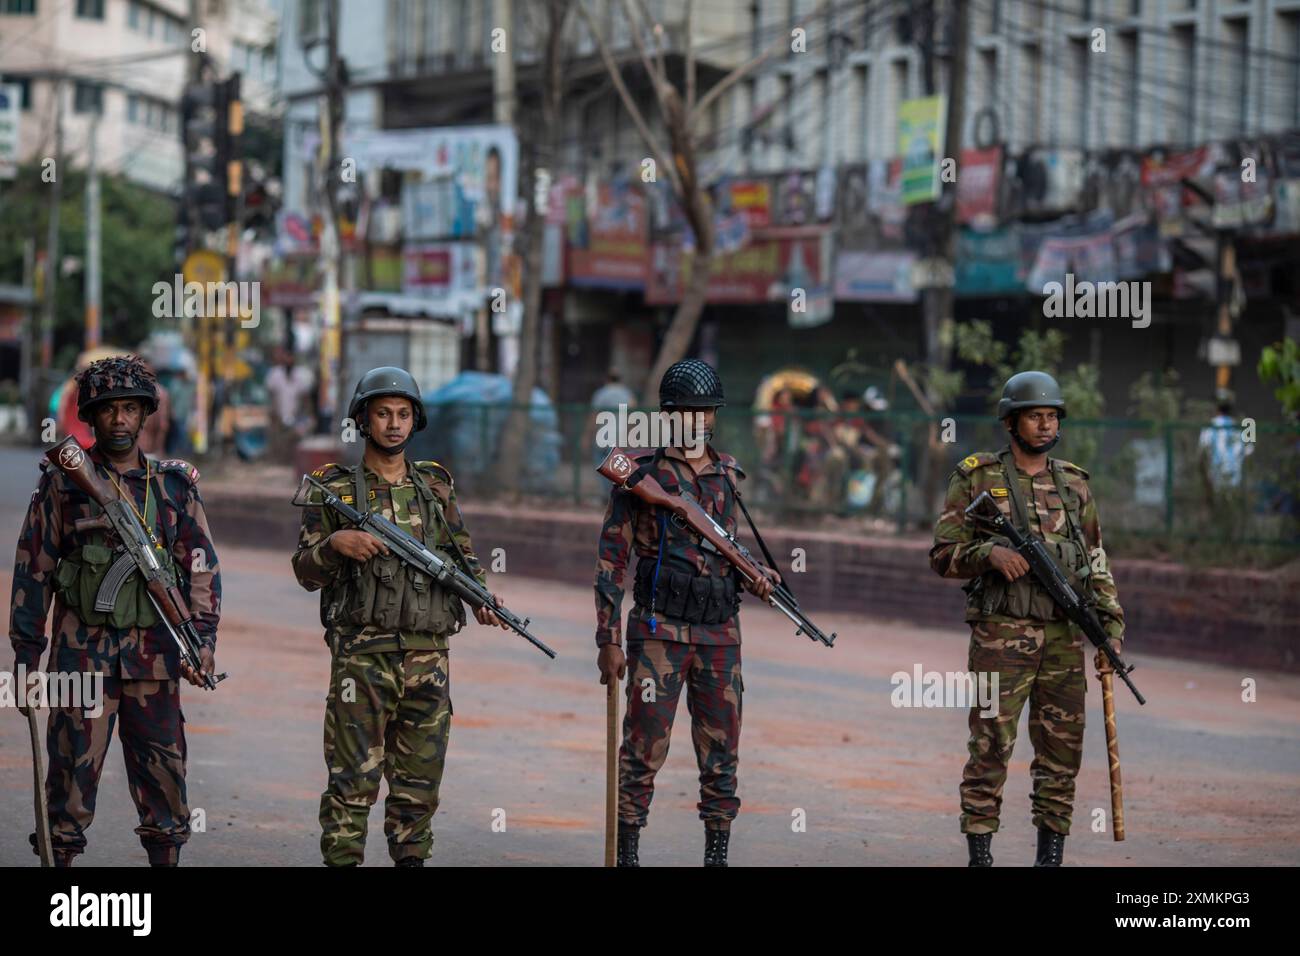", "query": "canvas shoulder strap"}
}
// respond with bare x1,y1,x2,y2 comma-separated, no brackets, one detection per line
997,449,1034,535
